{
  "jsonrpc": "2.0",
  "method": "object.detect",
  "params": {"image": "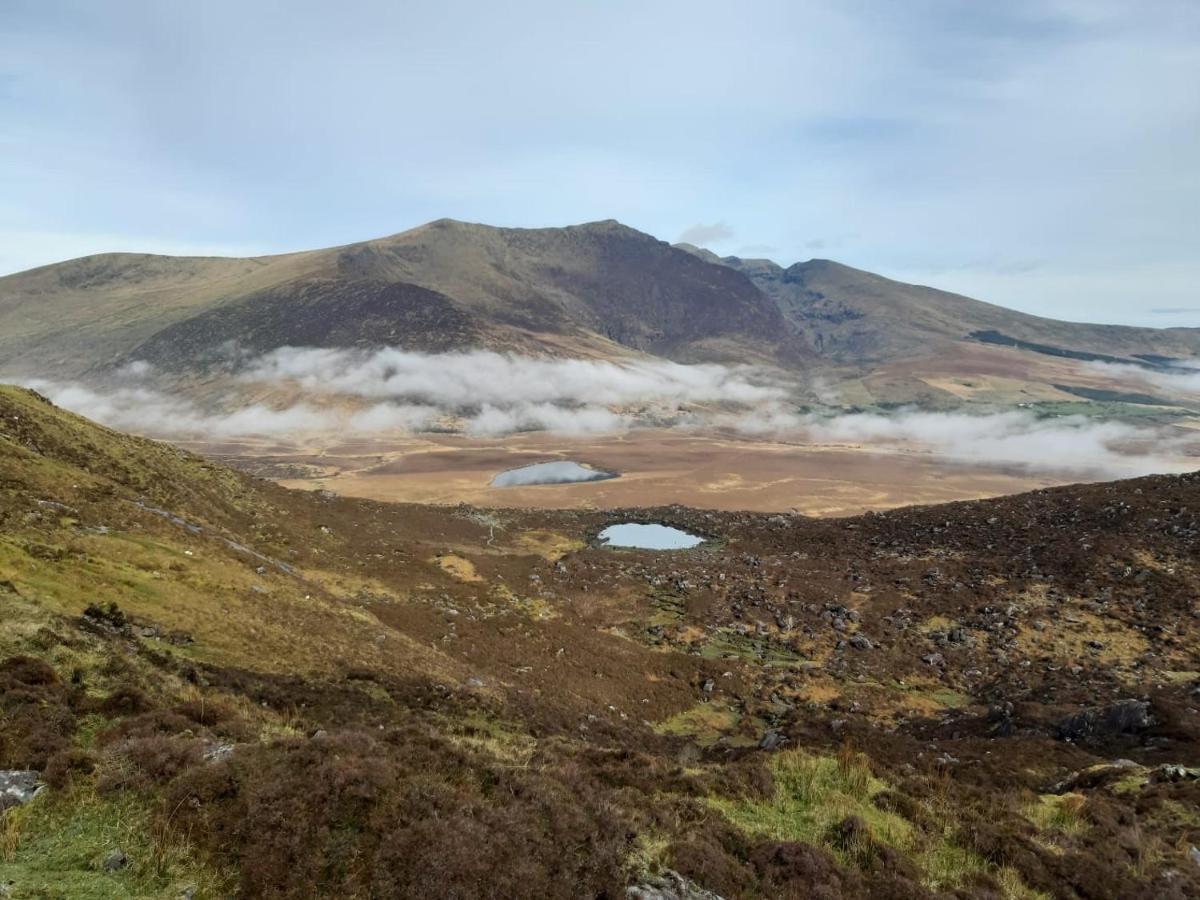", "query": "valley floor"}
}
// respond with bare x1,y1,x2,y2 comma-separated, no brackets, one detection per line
191,429,1074,515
